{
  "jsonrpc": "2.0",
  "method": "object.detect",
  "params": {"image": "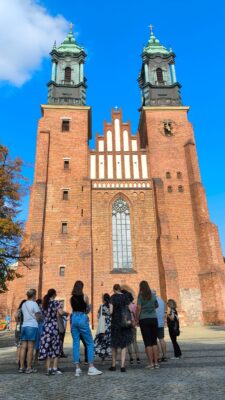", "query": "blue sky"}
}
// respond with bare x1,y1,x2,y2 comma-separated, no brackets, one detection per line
0,0,225,254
